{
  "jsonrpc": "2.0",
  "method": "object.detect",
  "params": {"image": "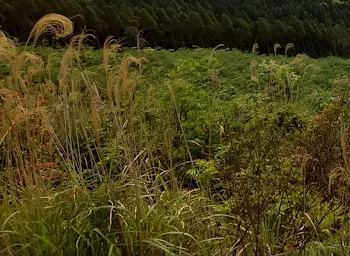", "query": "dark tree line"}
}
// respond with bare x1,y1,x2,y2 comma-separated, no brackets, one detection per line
2,0,350,57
